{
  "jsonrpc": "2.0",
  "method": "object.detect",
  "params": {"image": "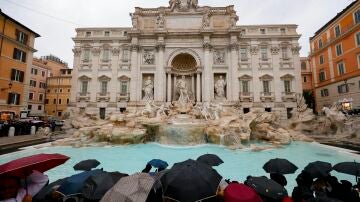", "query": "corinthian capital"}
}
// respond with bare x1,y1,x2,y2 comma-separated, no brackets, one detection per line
203,42,213,50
